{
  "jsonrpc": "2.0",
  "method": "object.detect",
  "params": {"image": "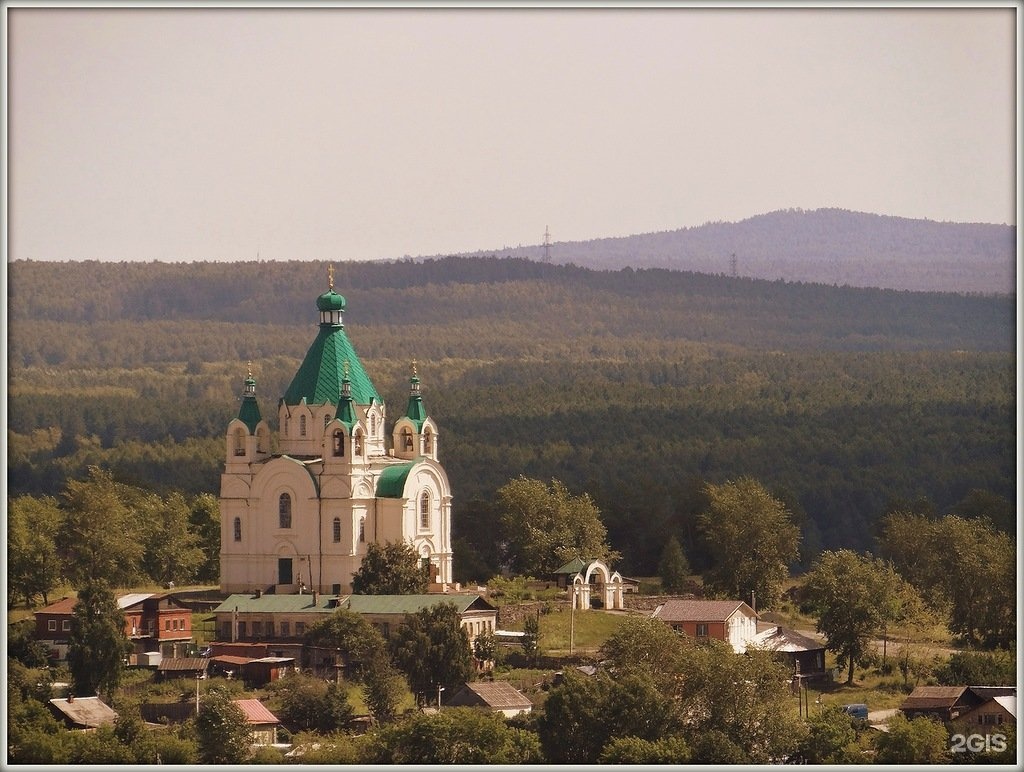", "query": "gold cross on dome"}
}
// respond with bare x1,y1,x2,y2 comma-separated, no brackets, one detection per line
328,264,335,290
